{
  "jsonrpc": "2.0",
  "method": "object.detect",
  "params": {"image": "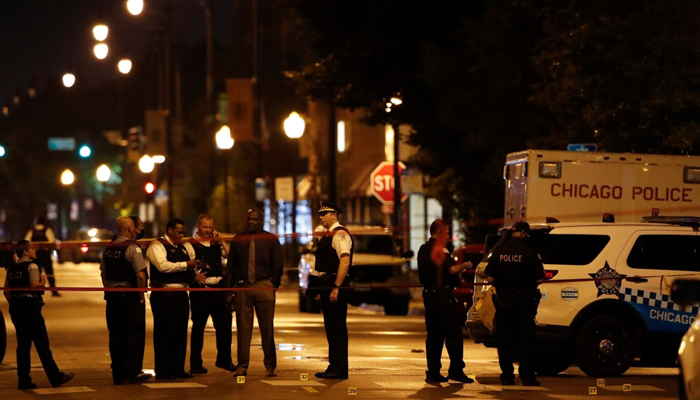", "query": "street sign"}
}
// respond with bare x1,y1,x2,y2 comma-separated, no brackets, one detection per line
48,137,76,151
370,161,407,205
275,177,294,202
567,143,597,152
